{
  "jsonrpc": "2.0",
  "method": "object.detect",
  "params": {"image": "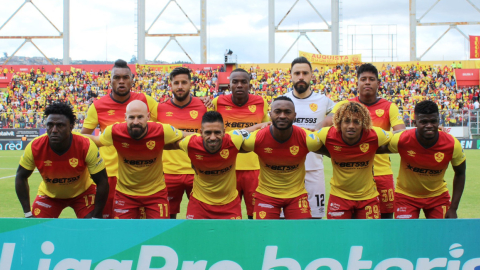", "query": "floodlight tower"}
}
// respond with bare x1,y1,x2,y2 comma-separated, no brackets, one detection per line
268,0,340,63
0,0,70,65
137,0,207,64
